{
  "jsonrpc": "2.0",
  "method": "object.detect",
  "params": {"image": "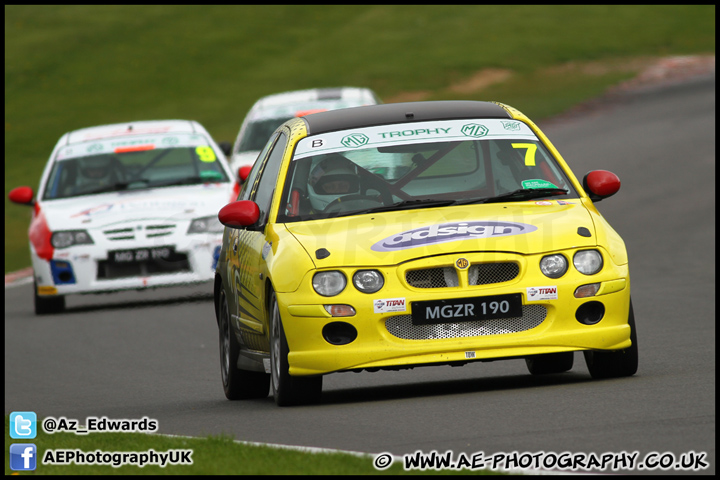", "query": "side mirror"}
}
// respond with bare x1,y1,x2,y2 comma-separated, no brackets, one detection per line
238,165,253,183
583,170,621,202
218,200,260,229
8,186,35,206
218,141,232,157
